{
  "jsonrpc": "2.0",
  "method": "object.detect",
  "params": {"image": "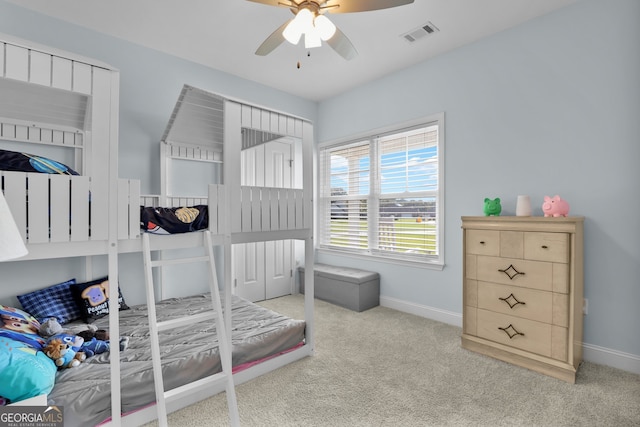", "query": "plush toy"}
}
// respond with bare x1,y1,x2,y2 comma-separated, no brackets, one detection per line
542,195,570,217
483,197,502,216
49,333,84,353
79,335,130,357
39,318,129,357
44,338,86,369
38,318,64,338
